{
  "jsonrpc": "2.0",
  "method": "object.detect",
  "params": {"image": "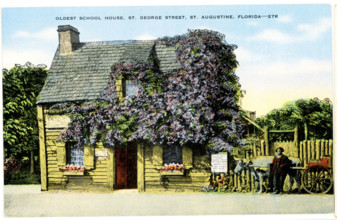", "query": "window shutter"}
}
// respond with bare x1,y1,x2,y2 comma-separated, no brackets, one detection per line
115,77,124,100
84,145,95,170
56,142,66,168
182,146,193,169
153,145,163,167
